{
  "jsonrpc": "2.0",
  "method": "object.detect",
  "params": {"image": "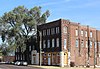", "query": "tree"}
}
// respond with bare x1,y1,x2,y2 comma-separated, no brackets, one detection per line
0,6,50,57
